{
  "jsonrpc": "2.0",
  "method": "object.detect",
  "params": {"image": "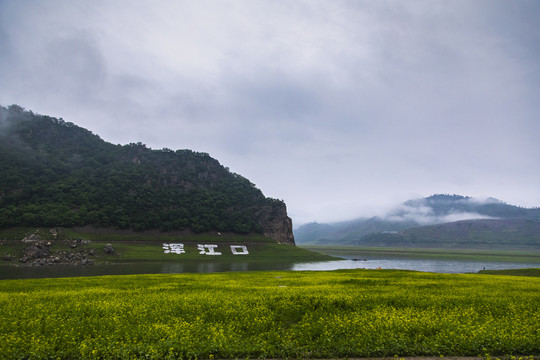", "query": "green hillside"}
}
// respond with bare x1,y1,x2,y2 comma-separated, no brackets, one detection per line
355,218,540,250
0,105,293,243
